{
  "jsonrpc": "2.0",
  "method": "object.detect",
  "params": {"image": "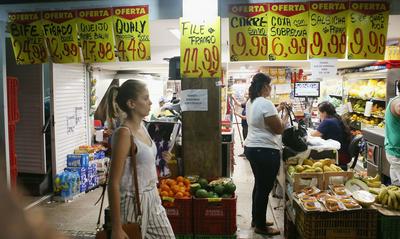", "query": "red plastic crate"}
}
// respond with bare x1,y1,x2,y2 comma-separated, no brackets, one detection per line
193,197,237,235
7,77,20,124
162,198,193,235
8,124,17,188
